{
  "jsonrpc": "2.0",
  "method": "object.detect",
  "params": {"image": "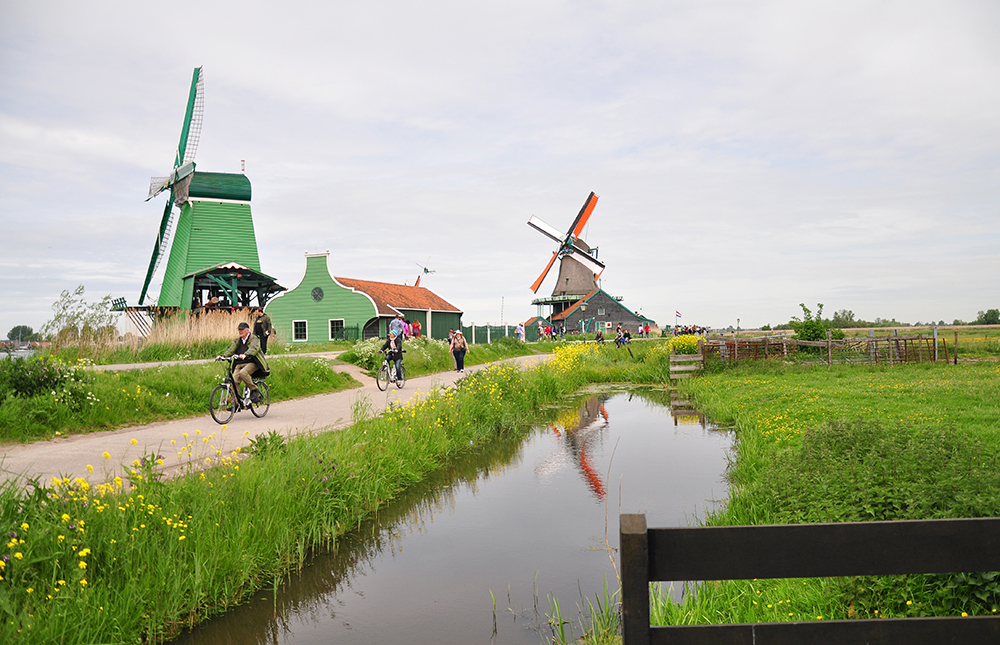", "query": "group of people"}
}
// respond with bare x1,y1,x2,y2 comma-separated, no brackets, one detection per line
538,323,565,340
673,325,707,336
389,313,422,339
